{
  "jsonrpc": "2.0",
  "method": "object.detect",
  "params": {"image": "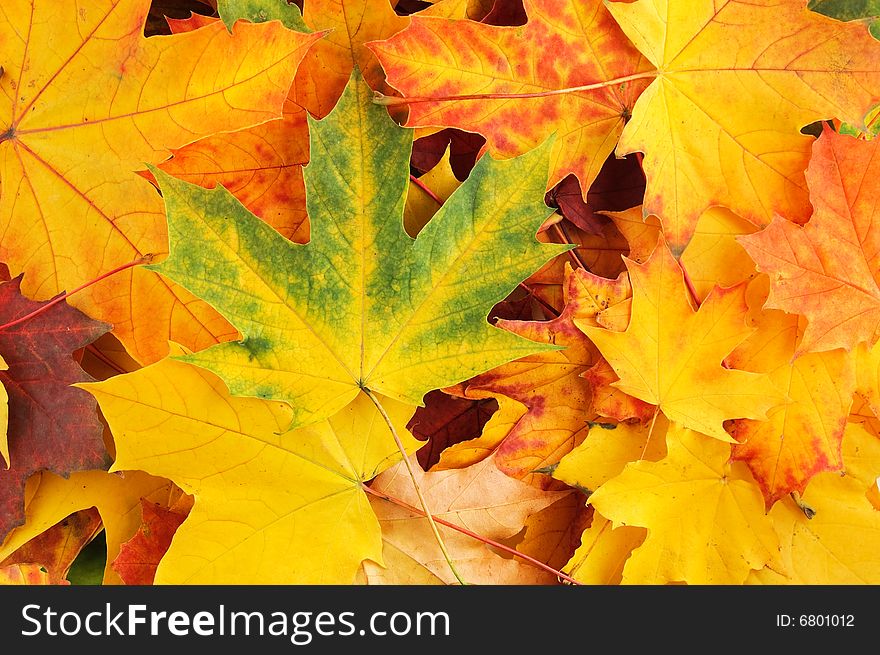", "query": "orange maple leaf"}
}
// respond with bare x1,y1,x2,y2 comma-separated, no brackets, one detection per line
728,278,856,506
370,0,652,198
740,128,880,355
0,0,320,364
